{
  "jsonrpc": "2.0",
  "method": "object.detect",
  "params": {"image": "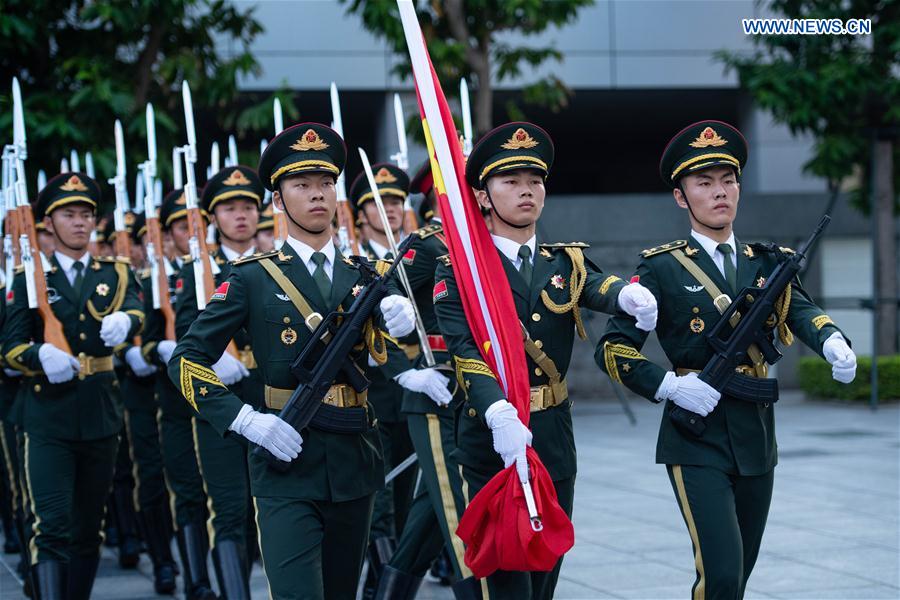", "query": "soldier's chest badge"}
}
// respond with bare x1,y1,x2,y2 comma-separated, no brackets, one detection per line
95,283,110,297
46,287,61,304
275,293,291,302
756,276,766,287
281,326,297,345
690,317,705,334
684,285,704,293
550,274,565,289
351,284,364,297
